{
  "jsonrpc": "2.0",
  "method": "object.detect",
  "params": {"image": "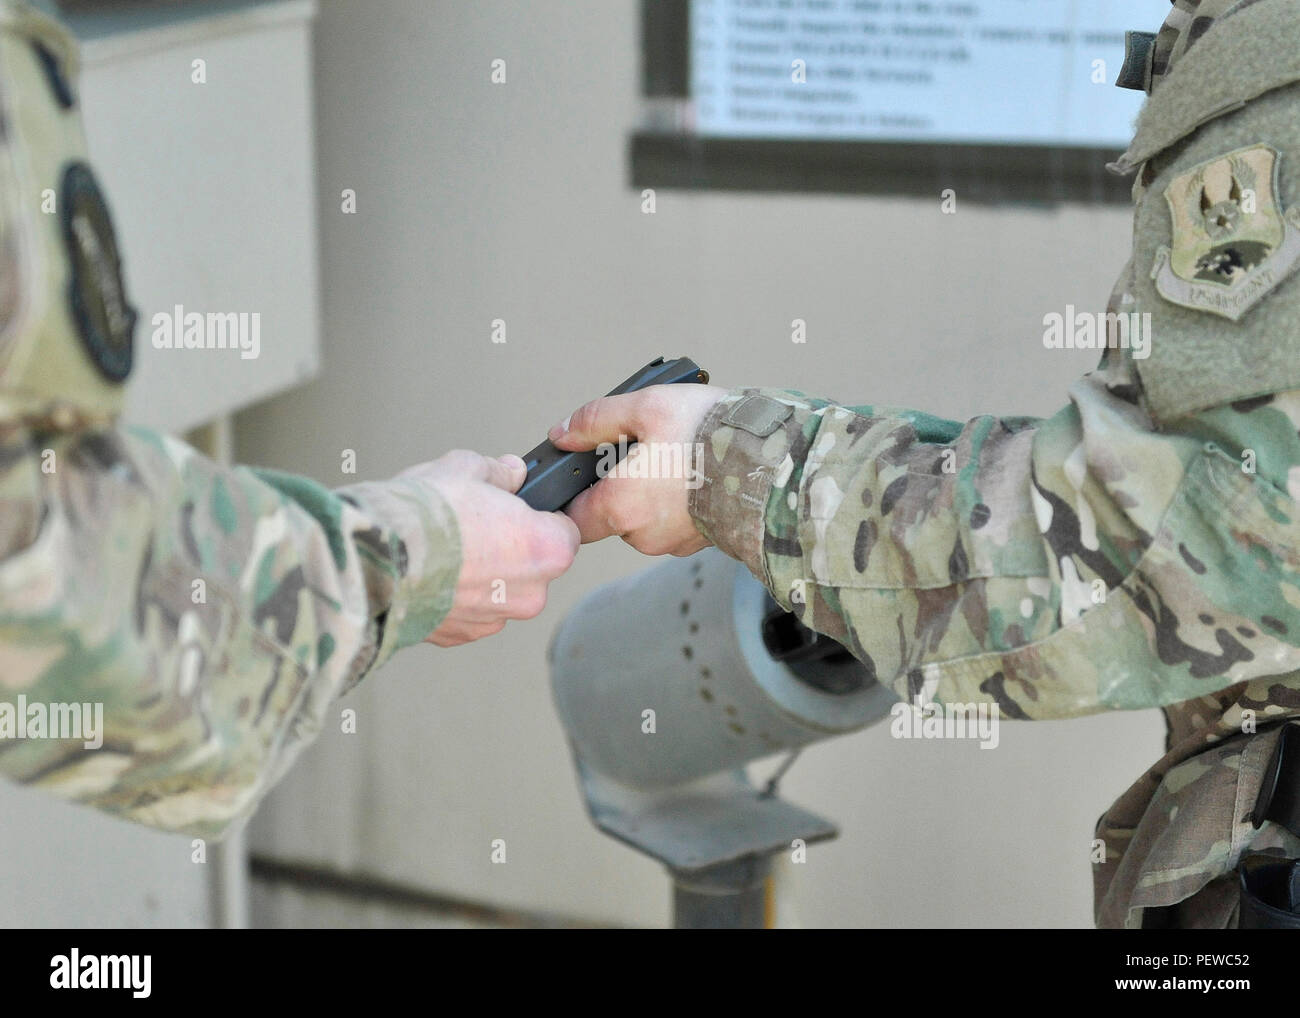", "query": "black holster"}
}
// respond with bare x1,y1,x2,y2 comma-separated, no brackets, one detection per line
1239,722,1300,928
1239,858,1300,928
